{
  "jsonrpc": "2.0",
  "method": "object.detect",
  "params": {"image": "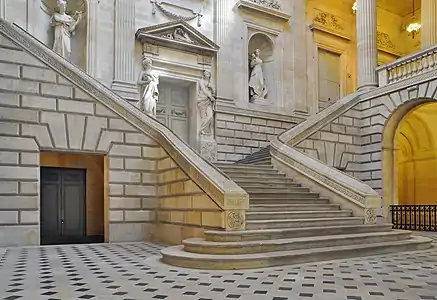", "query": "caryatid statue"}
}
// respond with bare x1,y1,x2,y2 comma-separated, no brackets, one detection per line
51,0,83,60
248,48,268,102
197,70,216,136
137,56,160,118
